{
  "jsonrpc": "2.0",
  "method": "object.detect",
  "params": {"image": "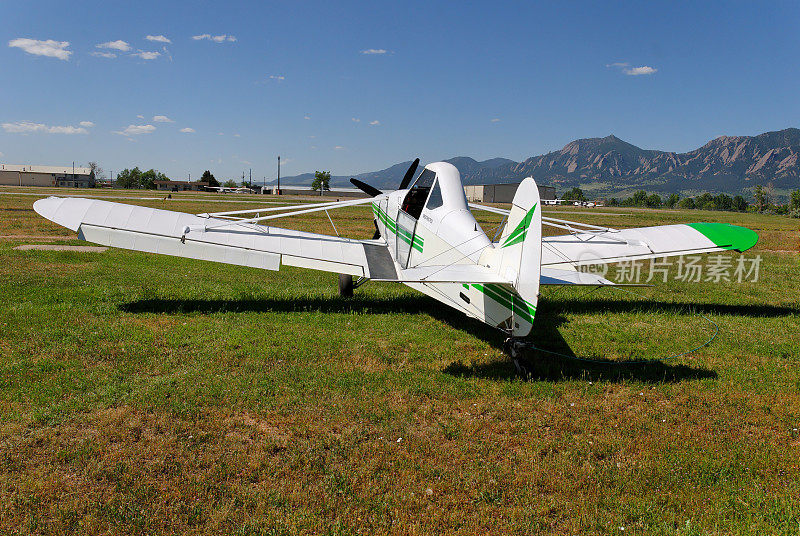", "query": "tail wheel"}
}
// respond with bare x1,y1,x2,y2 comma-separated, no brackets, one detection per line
338,274,354,297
